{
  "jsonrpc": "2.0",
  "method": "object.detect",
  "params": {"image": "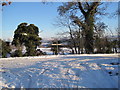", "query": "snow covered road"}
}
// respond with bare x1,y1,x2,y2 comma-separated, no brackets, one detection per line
0,54,119,88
